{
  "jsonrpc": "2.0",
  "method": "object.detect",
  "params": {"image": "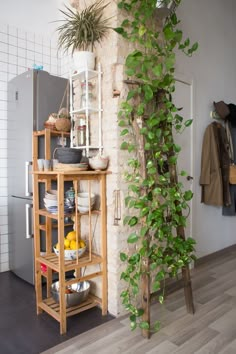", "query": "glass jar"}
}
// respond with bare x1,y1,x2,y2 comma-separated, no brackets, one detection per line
77,118,86,146
80,81,95,109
